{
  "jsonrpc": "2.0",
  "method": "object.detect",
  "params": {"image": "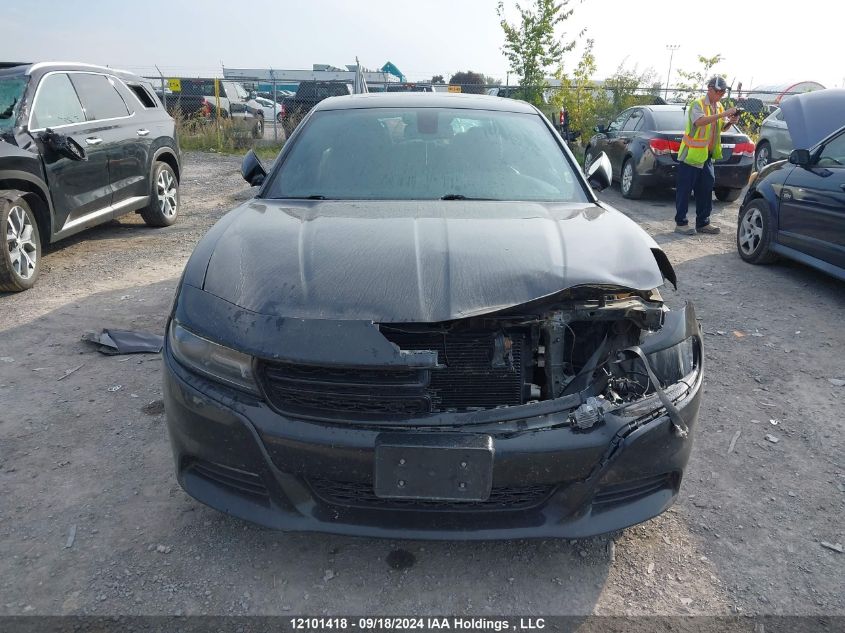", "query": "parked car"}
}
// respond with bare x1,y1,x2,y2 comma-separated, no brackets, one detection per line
278,81,353,136
254,96,282,124
754,107,793,171
584,105,755,201
0,62,181,292
164,93,703,539
737,89,845,281
156,78,265,138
